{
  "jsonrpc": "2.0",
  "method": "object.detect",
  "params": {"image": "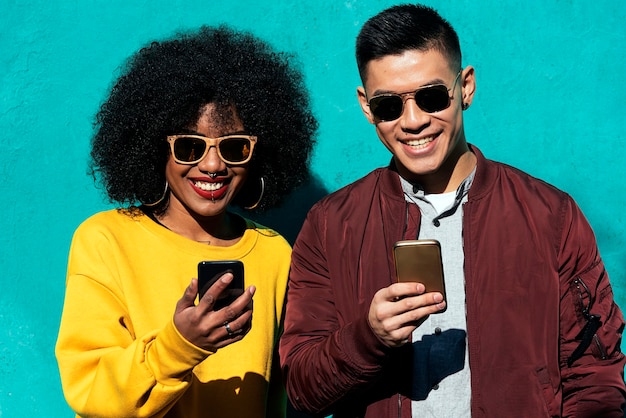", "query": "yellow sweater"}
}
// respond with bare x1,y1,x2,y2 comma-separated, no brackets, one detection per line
56,209,291,418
